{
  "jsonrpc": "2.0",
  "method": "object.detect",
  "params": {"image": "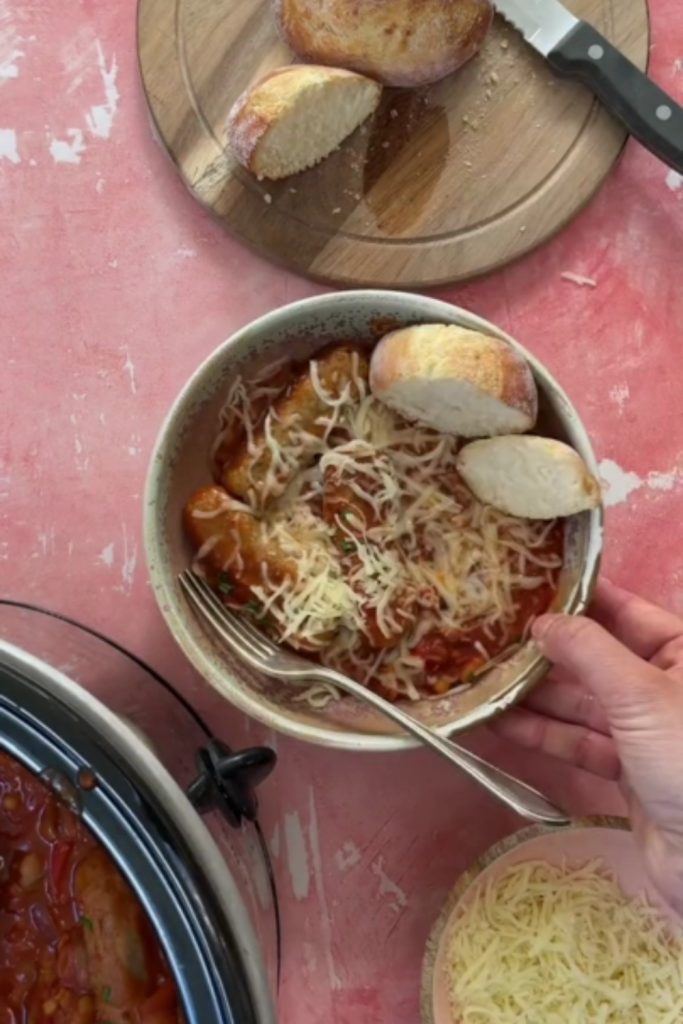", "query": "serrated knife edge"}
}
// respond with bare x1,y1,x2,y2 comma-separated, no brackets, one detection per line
492,0,579,57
